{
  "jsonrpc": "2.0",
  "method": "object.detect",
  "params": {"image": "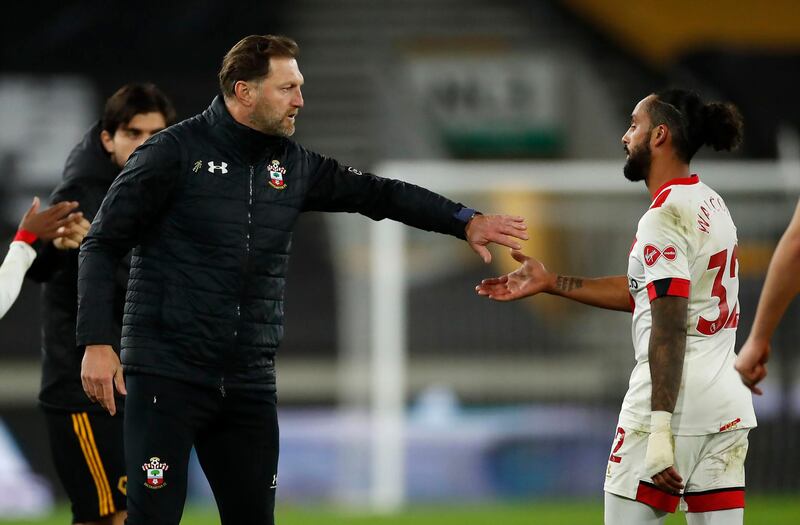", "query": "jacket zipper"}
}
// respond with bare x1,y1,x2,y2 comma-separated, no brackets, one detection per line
226,164,255,395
